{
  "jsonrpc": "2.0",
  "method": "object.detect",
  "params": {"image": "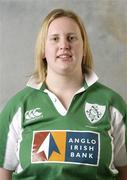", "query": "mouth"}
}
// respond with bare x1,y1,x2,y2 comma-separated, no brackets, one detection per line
56,54,72,60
